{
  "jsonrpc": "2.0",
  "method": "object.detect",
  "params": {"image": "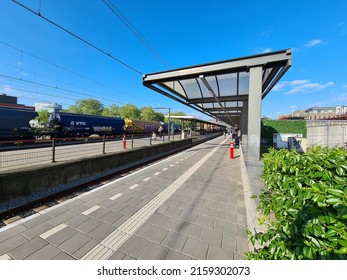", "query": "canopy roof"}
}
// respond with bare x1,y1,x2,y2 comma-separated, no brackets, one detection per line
143,49,292,126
